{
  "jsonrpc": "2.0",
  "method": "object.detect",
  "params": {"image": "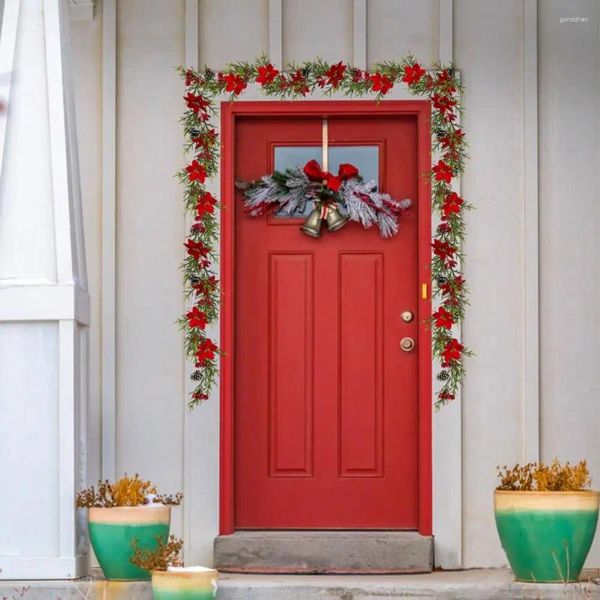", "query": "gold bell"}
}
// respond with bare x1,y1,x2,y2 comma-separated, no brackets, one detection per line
325,206,349,232
300,208,323,238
